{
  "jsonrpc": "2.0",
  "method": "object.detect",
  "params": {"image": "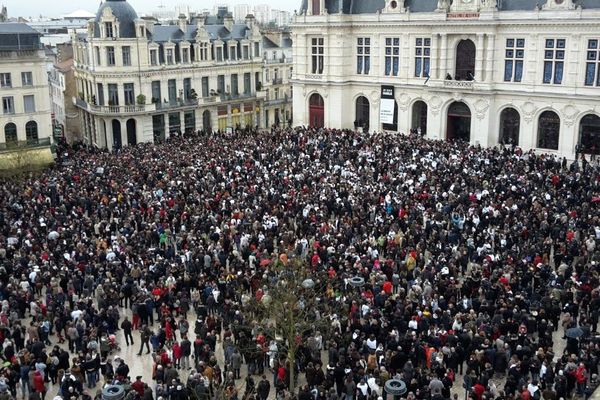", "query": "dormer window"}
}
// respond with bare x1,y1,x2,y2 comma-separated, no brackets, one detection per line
166,48,174,65
105,22,114,38
216,46,223,62
229,44,237,61
199,43,209,61
182,48,189,63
